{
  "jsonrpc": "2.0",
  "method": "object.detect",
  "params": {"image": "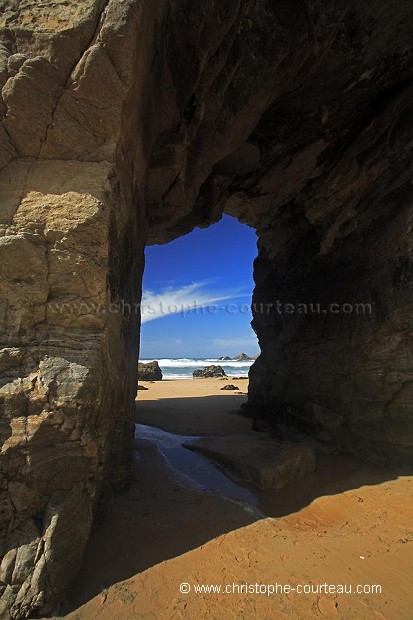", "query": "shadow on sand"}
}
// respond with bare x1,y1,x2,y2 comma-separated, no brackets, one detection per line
62,394,411,615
